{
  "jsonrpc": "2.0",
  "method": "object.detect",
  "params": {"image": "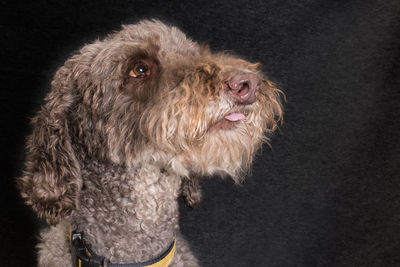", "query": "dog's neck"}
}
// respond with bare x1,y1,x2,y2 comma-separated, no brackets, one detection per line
71,156,182,264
